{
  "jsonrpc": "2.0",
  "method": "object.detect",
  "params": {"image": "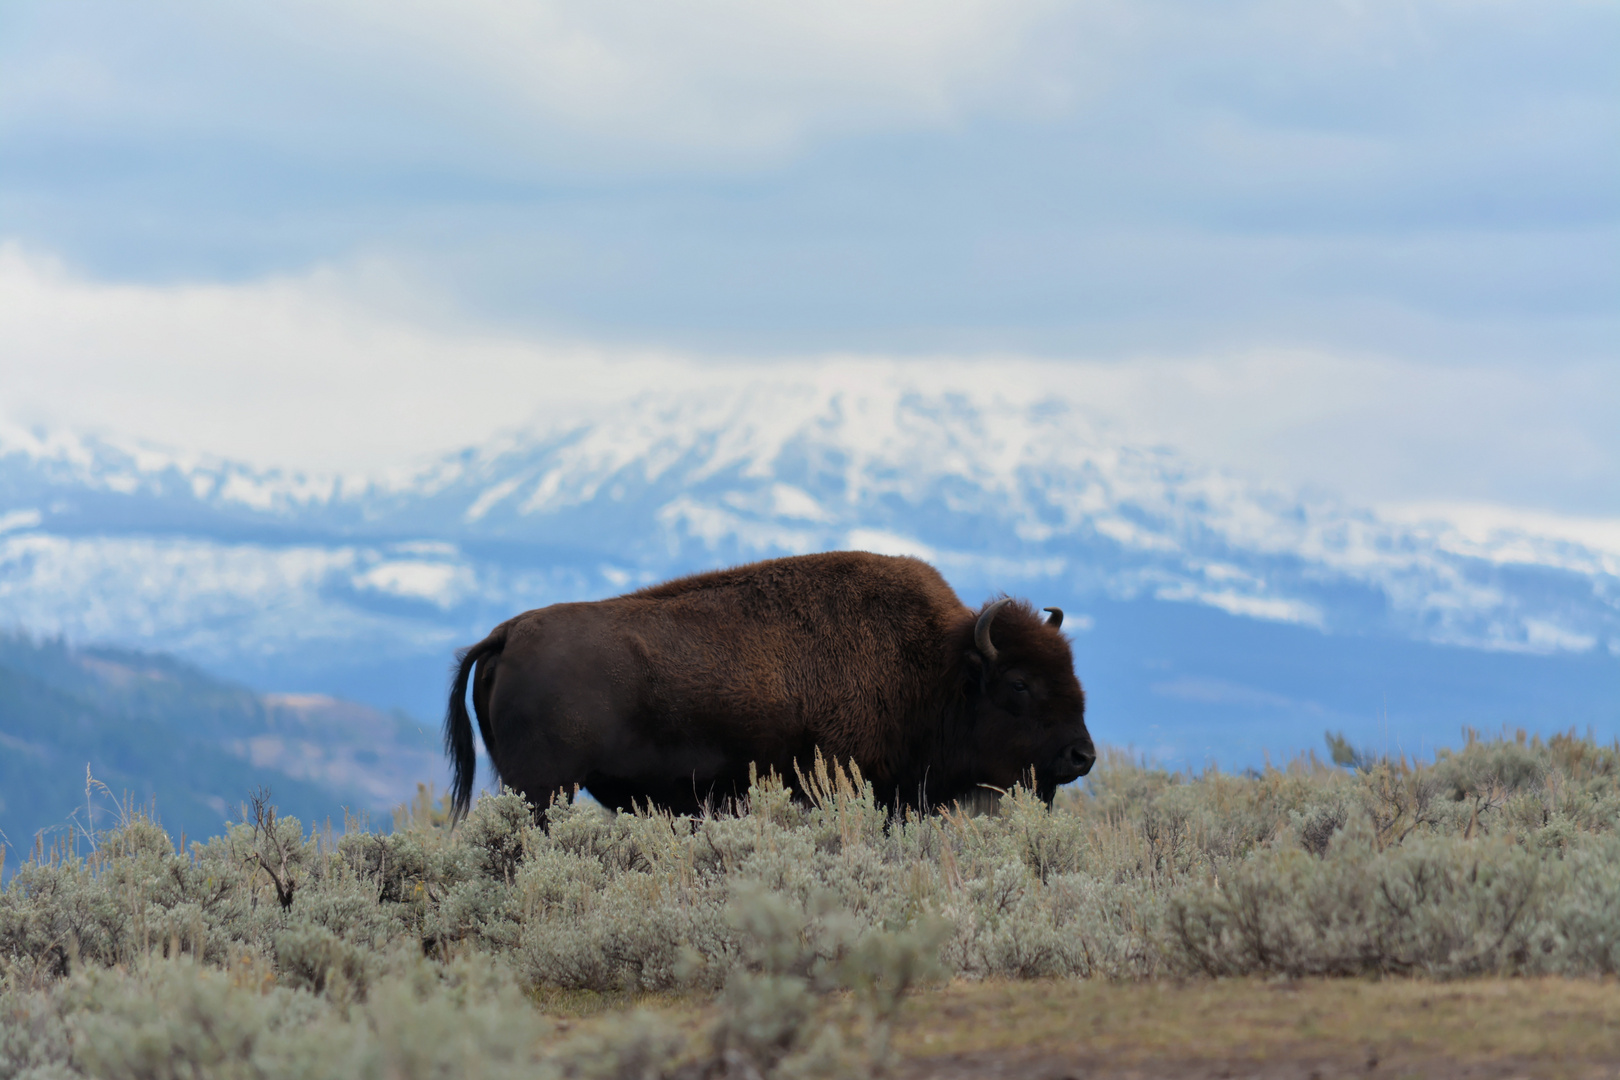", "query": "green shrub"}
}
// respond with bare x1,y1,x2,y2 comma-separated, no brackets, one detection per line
5,730,1620,1077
